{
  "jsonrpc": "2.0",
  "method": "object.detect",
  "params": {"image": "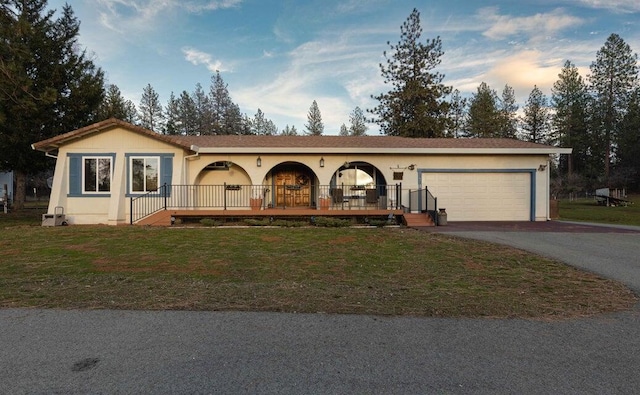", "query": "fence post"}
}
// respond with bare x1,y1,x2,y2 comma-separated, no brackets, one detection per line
163,183,167,210
130,198,133,225
223,182,227,210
